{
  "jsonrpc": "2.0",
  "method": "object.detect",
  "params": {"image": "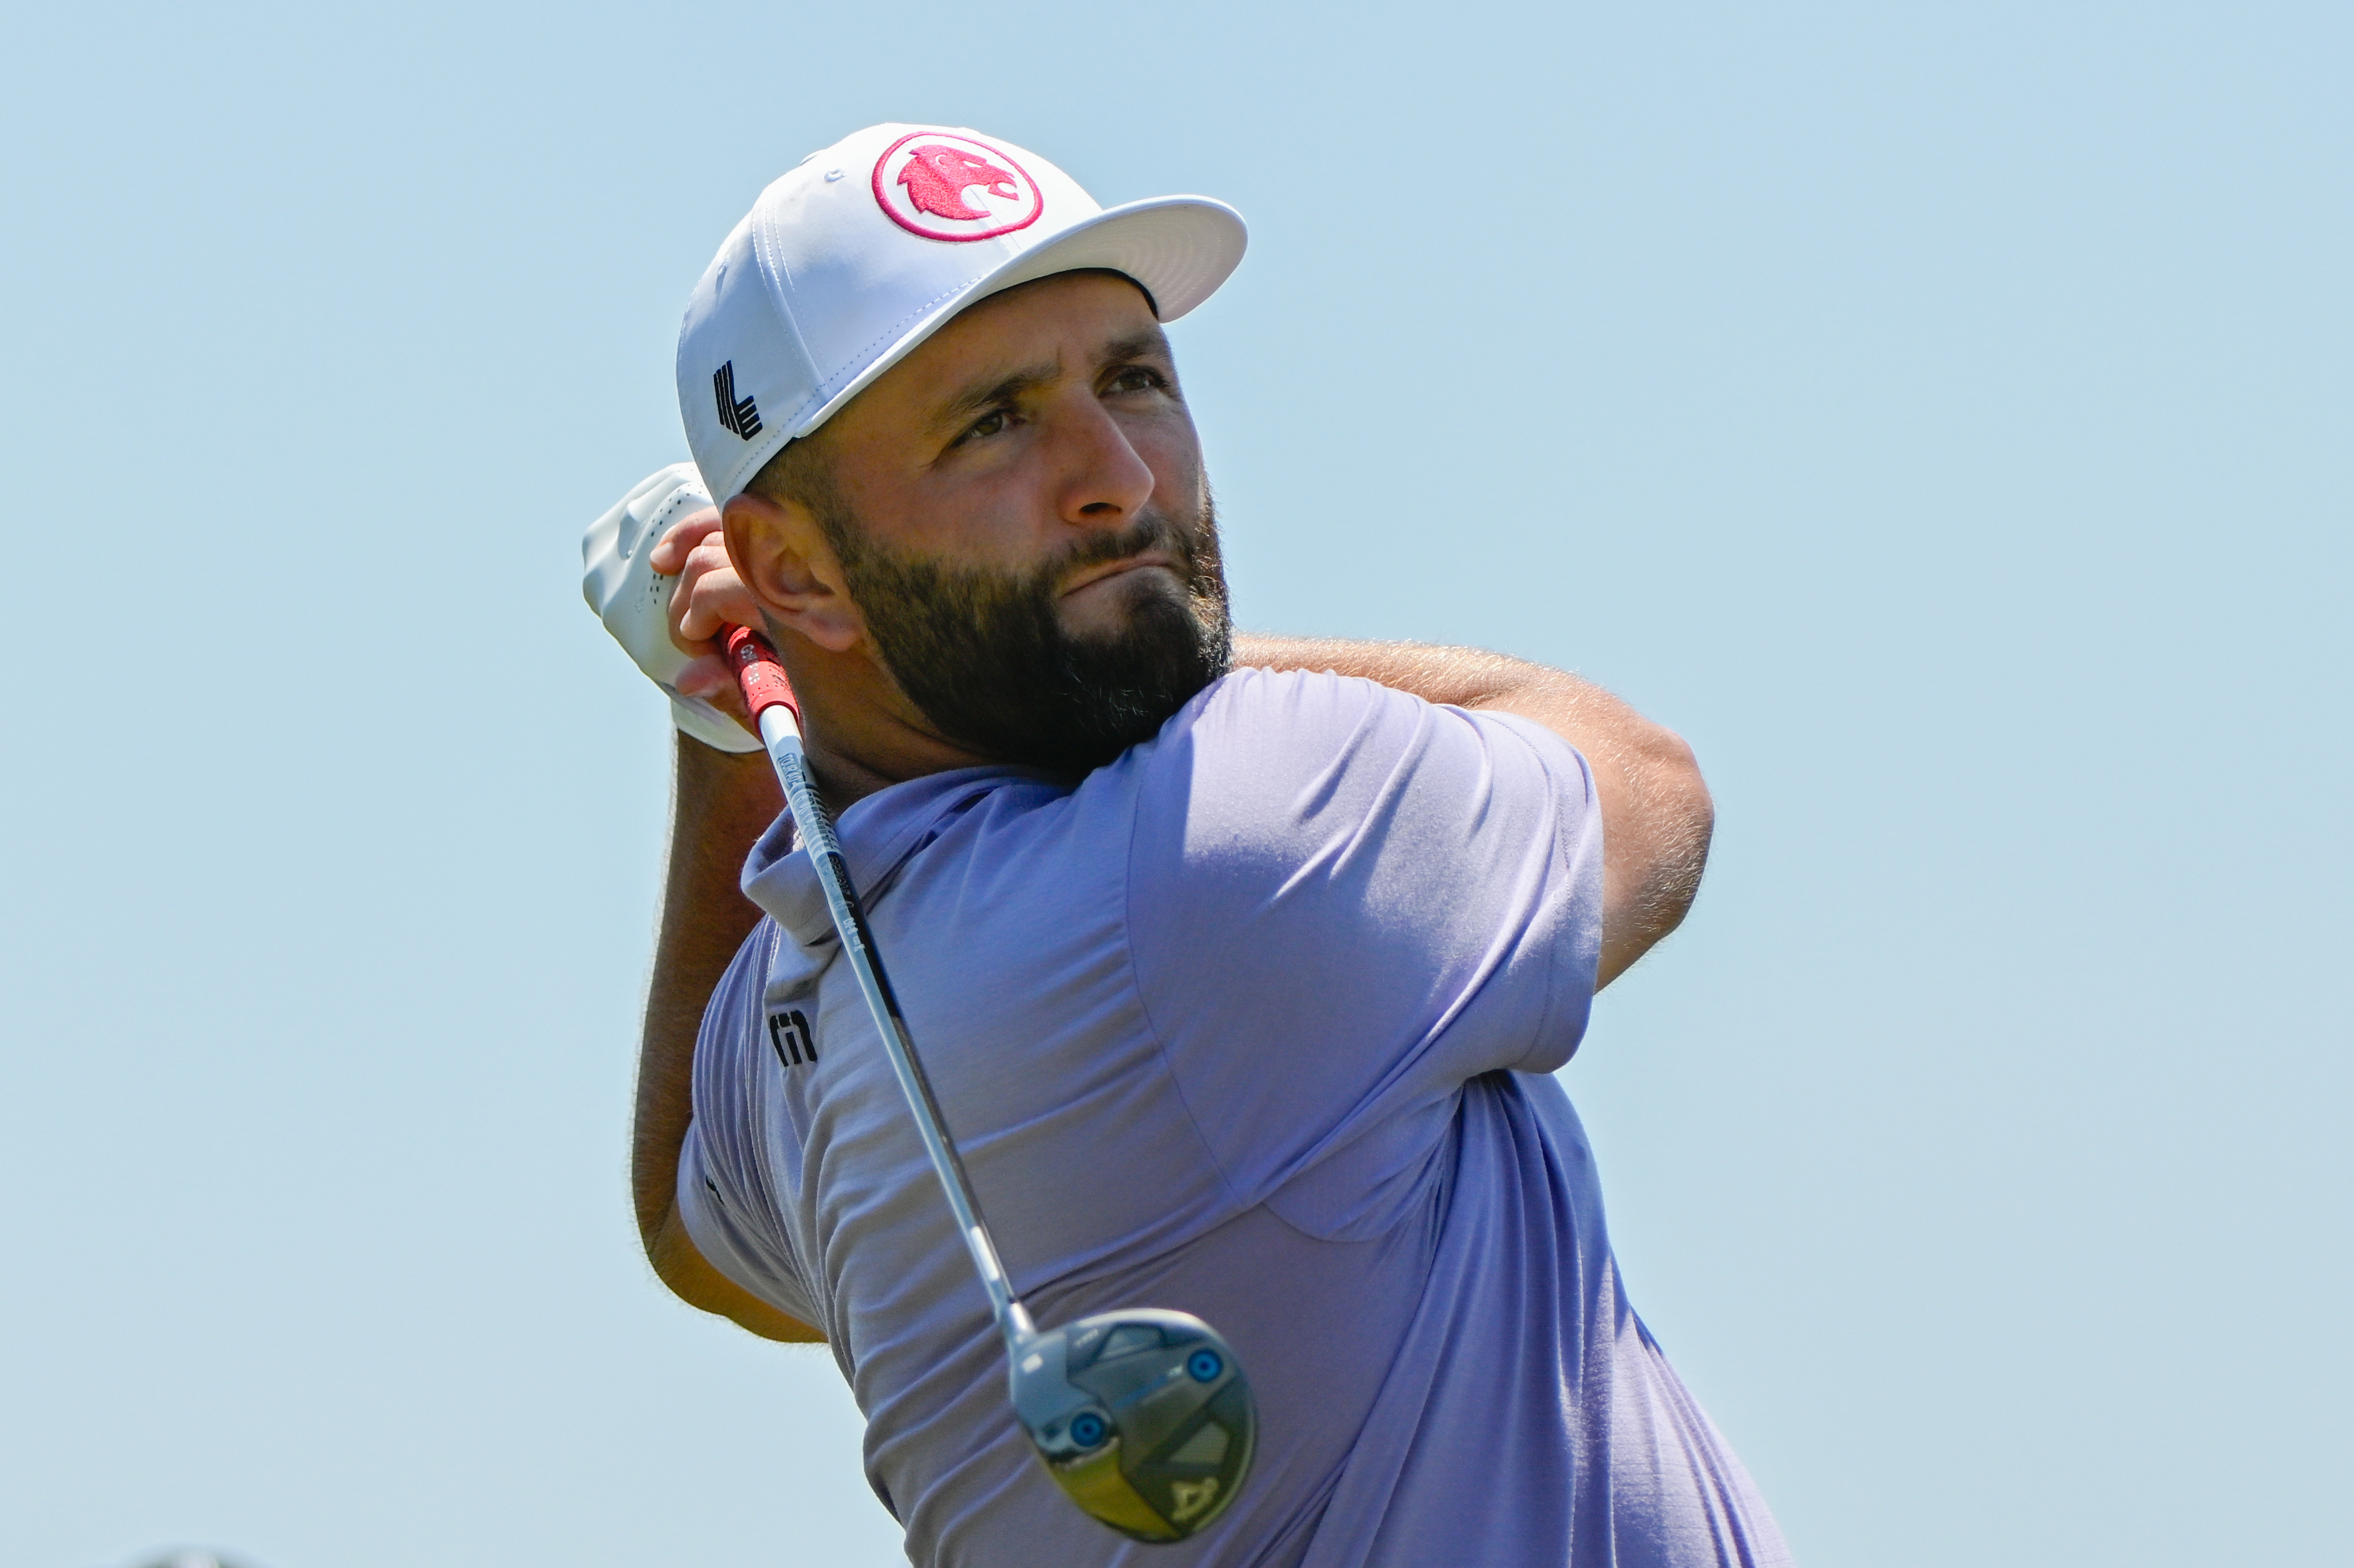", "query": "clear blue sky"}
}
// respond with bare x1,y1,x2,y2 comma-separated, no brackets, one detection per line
2,2,2345,1565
